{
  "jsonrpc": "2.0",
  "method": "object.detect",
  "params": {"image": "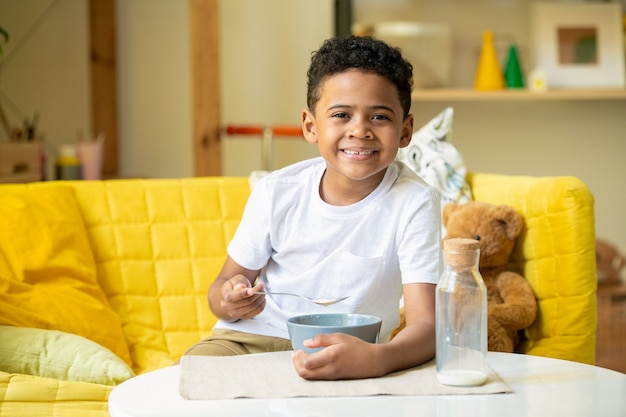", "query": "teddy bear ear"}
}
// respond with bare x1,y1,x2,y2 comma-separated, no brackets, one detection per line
495,205,524,239
442,203,460,226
